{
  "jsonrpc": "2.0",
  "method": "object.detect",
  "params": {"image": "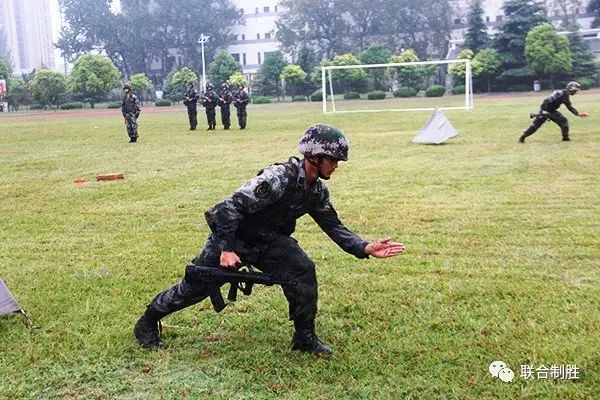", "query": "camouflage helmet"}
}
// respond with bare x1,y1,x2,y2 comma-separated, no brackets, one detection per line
206,82,213,89
566,81,581,92
123,82,131,90
298,124,349,161
222,82,229,89
187,81,194,87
